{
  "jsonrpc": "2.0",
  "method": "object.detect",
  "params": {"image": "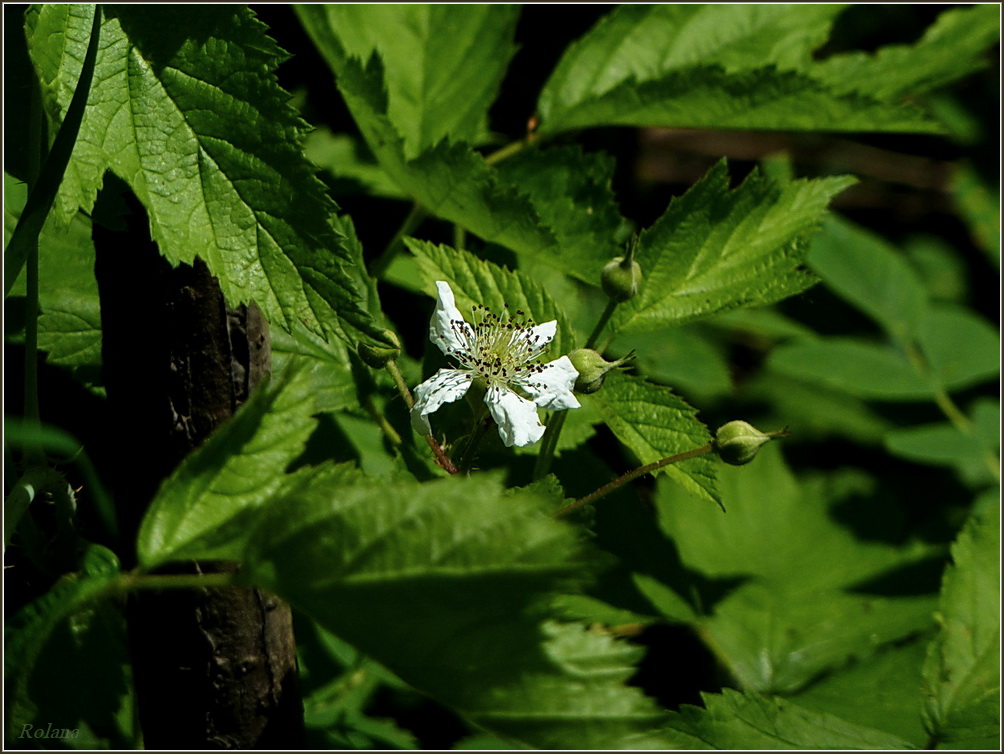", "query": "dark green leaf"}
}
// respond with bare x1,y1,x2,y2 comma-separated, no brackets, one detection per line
241,474,676,748
808,216,929,342
136,361,324,568
918,304,999,391
664,688,916,749
768,338,936,400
